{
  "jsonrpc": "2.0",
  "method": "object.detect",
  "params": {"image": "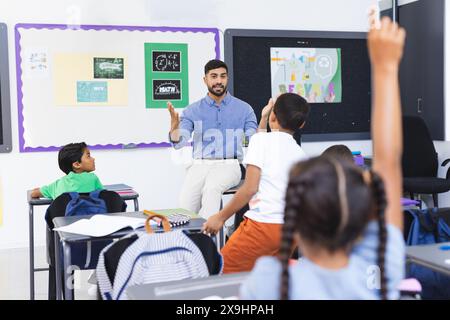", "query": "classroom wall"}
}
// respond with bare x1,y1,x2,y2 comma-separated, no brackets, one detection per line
0,0,383,249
